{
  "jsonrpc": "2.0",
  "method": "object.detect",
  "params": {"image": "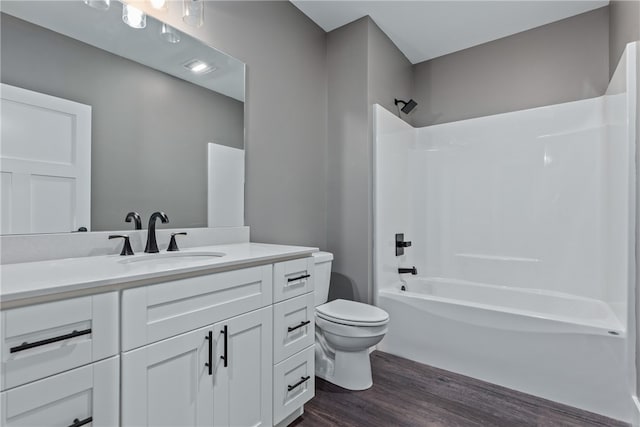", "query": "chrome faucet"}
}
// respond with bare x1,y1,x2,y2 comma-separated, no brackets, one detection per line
145,211,169,253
